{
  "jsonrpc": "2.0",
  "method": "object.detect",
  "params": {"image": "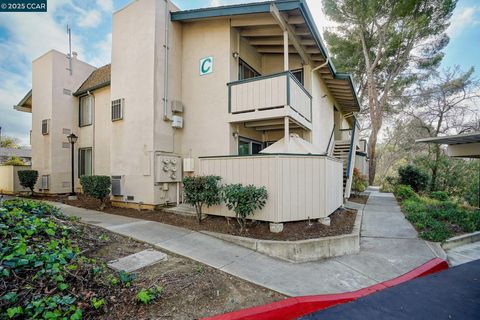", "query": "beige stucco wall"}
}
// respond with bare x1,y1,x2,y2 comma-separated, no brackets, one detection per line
77,86,111,176
0,166,32,193
31,50,96,193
